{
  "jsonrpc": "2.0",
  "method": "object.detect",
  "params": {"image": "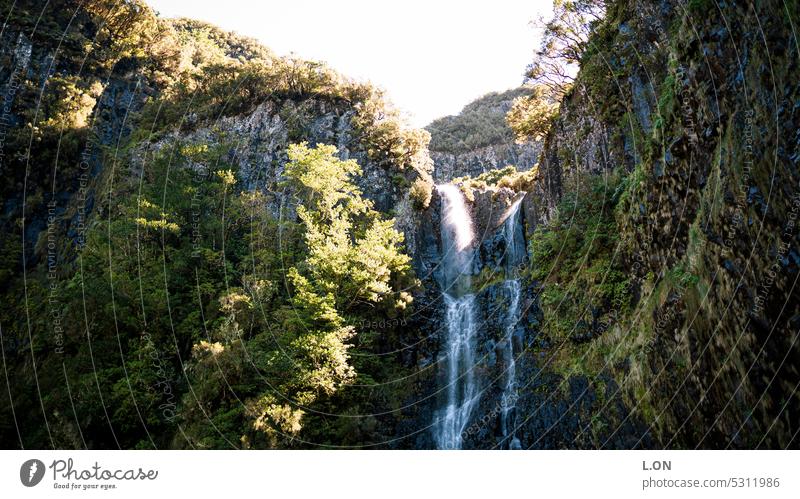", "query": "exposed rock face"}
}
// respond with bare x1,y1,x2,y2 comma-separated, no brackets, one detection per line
426,88,541,182
522,0,800,448
132,100,412,215
430,141,541,183
0,29,155,262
